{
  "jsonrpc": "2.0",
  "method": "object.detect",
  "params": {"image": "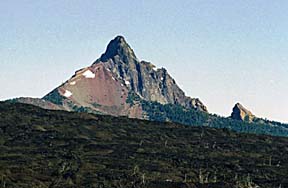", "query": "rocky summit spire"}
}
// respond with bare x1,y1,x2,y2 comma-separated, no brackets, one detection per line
39,35,208,119
231,103,255,122
99,35,137,64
